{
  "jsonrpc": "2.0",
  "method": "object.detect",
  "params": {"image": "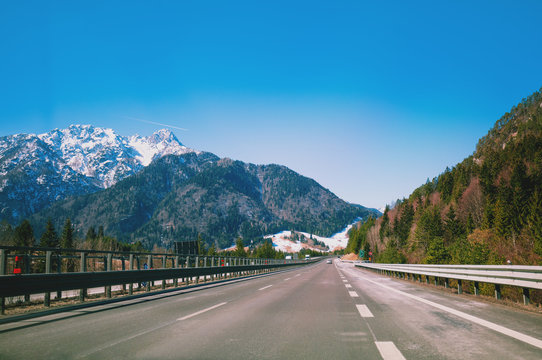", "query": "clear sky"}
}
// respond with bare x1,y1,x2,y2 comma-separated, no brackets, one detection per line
1,1,541,209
